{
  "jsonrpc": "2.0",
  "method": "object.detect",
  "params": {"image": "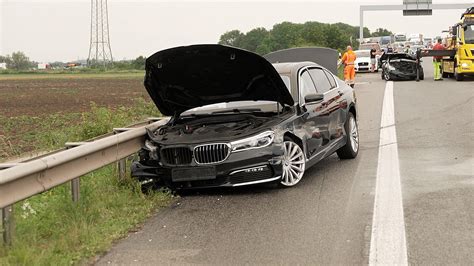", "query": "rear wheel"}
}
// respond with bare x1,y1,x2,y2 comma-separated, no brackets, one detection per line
442,70,449,78
337,112,359,159
279,140,306,187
